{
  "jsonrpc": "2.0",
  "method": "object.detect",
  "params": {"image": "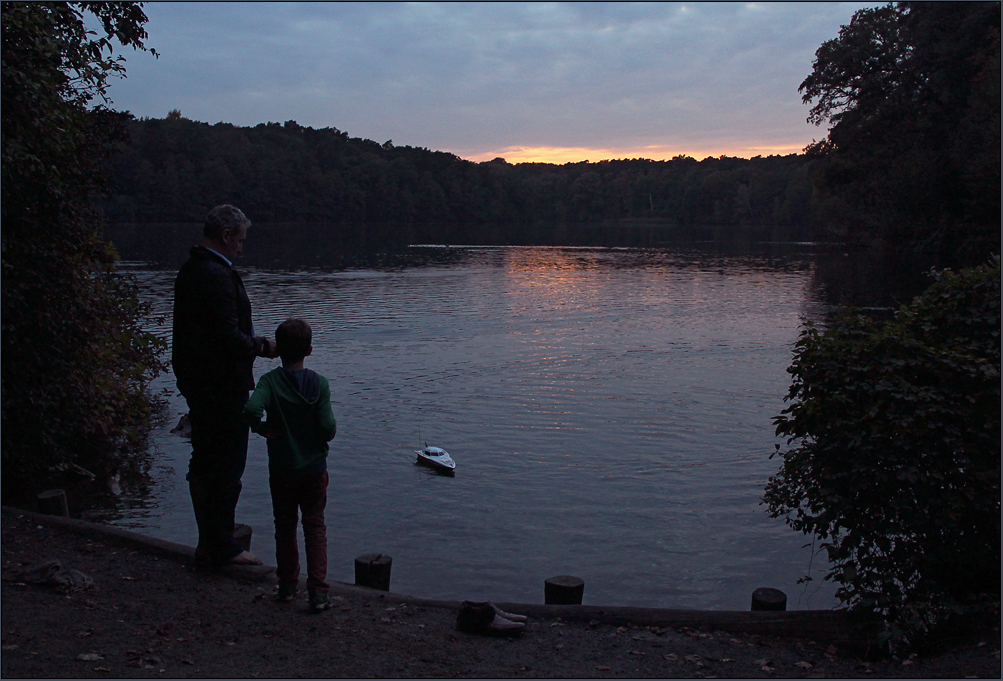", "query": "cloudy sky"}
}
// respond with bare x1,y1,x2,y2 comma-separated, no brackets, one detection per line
105,2,878,163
